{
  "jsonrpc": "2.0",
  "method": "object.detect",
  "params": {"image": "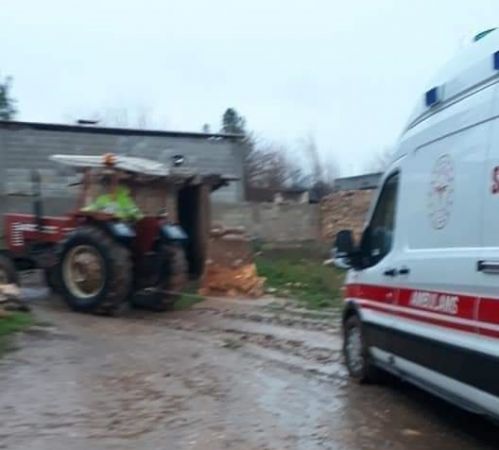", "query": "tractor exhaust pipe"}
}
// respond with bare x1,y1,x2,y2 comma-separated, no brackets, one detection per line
31,170,44,232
